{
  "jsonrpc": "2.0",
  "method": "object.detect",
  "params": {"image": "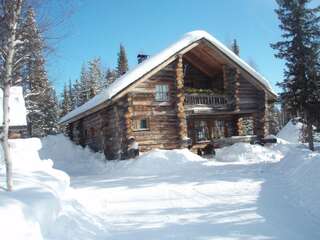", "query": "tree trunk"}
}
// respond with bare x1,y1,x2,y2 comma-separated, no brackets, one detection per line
2,83,13,191
1,0,24,191
305,110,314,151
